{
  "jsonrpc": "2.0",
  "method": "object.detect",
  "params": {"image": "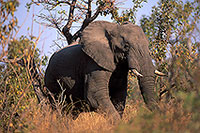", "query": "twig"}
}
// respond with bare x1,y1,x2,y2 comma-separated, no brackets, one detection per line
13,12,29,39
